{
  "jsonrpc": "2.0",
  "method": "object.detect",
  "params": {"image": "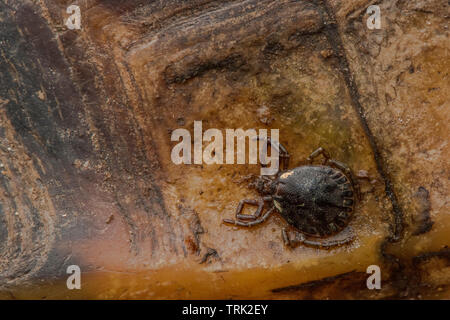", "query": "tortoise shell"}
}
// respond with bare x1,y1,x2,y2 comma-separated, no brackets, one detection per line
272,165,355,237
